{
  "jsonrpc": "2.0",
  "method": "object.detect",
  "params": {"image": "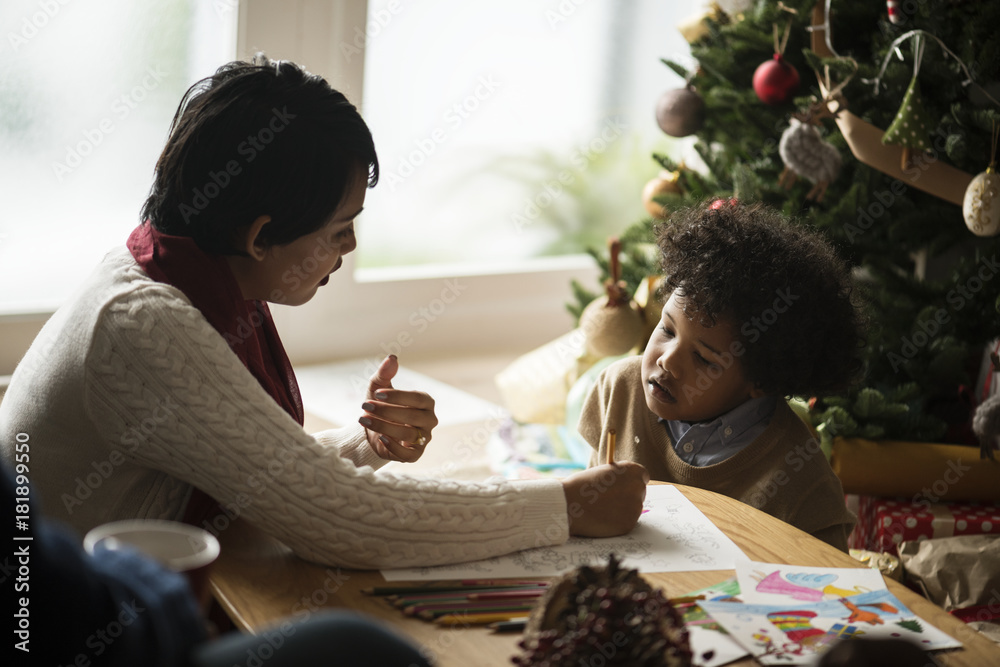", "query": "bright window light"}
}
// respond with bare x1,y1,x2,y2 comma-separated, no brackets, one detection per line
356,0,693,273
0,0,236,312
